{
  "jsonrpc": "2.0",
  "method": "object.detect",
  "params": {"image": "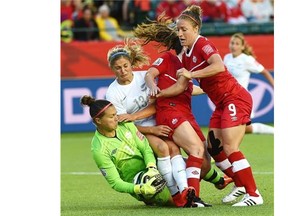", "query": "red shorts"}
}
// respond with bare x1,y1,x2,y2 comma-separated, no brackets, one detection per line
156,109,206,141
209,89,252,129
